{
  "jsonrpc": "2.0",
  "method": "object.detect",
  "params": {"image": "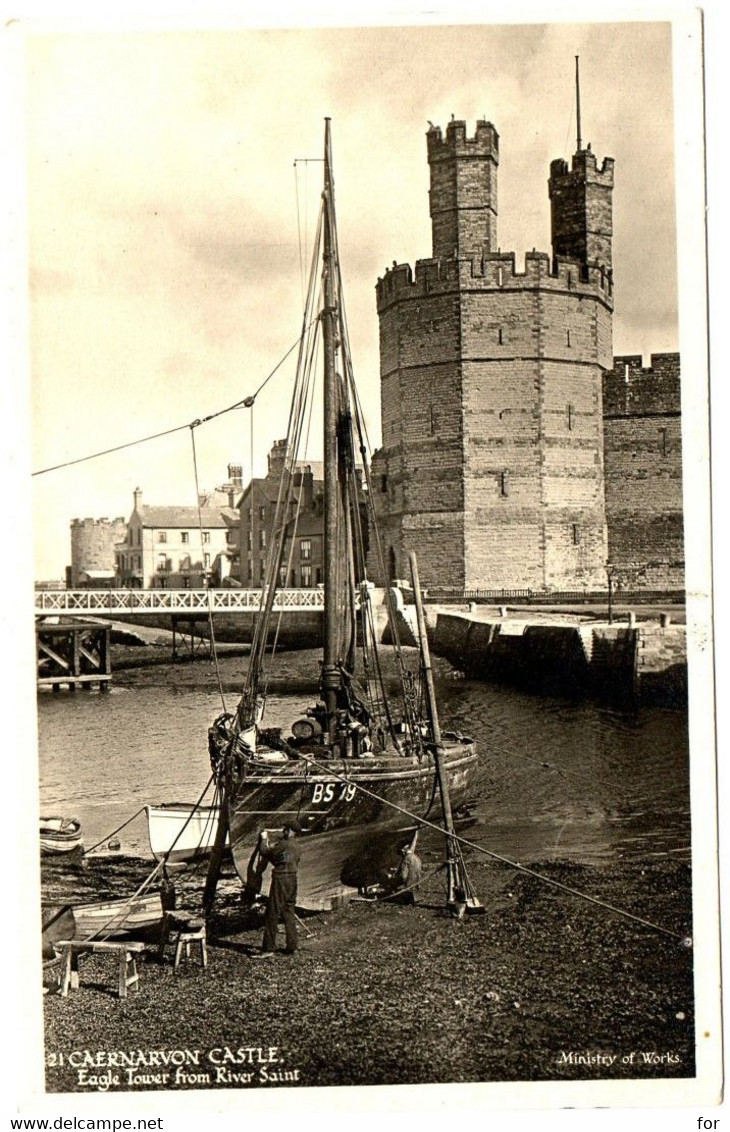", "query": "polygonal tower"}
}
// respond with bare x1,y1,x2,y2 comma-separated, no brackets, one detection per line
371,118,614,593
